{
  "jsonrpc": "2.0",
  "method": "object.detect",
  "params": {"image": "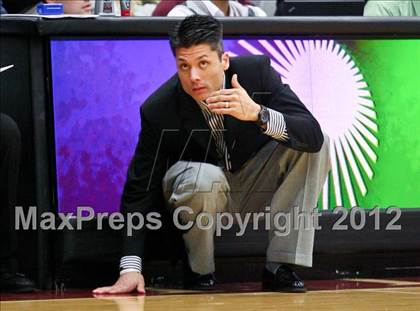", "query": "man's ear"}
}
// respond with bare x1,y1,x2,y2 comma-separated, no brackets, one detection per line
222,52,230,71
